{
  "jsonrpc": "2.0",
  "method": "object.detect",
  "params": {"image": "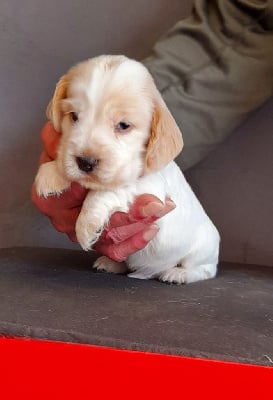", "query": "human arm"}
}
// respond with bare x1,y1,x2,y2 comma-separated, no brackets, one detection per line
144,0,273,170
